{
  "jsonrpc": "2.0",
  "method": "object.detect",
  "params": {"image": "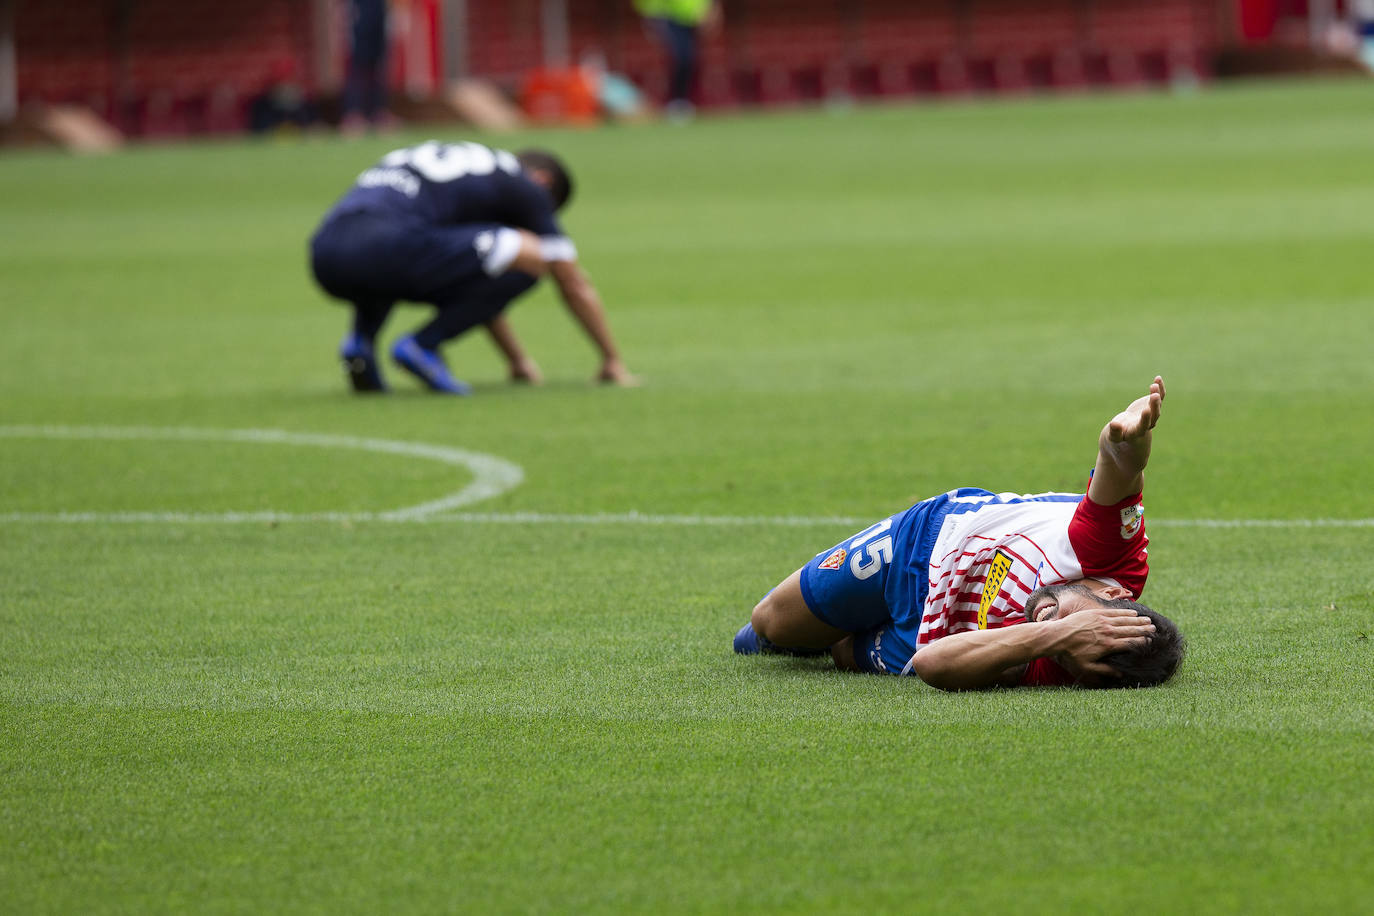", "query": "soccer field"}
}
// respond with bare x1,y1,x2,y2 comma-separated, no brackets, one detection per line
3,78,1373,913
